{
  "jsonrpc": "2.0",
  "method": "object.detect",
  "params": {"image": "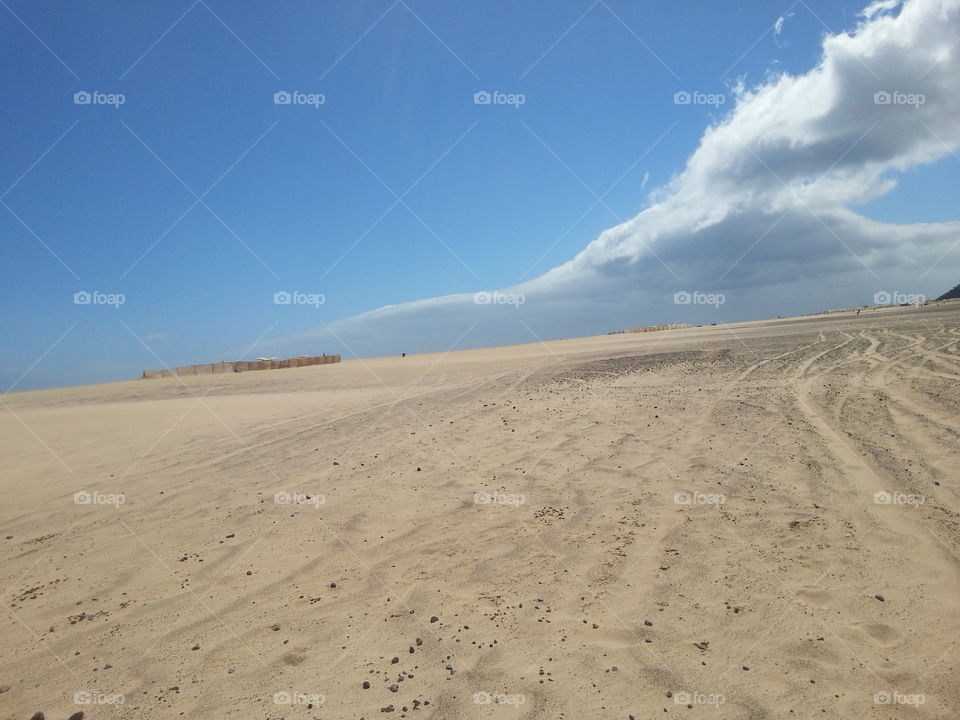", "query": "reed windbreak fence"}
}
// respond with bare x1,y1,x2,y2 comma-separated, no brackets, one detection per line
142,355,340,379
